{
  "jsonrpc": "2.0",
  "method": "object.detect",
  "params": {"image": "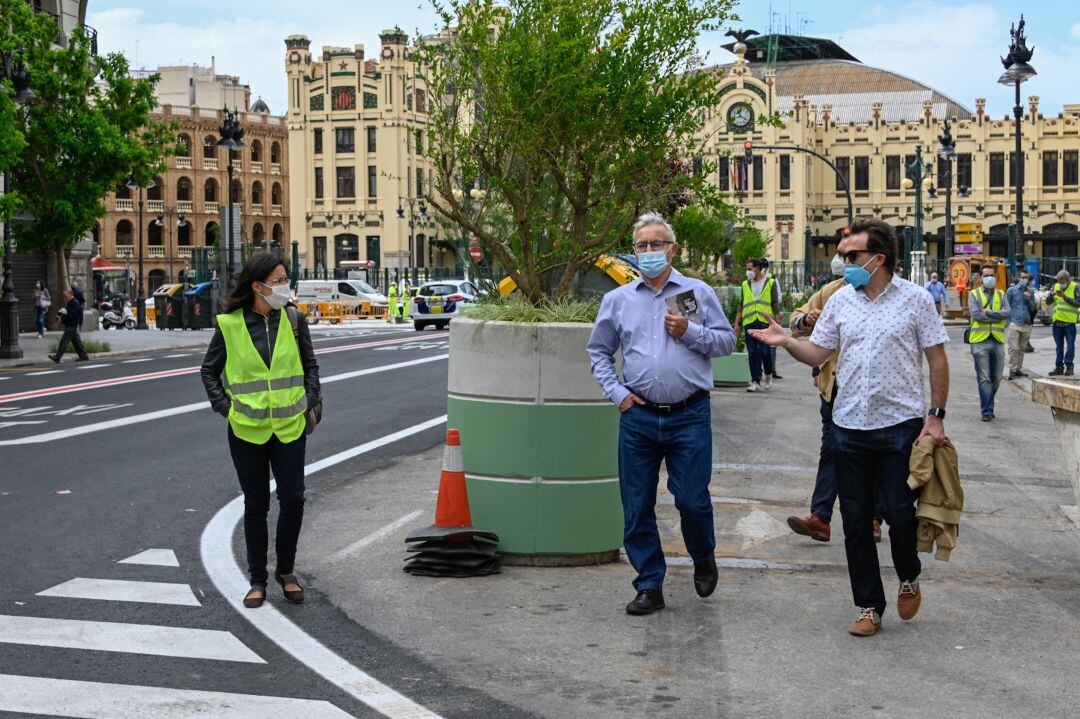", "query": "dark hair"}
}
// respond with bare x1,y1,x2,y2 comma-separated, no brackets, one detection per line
847,217,897,271
746,258,765,270
221,252,289,314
